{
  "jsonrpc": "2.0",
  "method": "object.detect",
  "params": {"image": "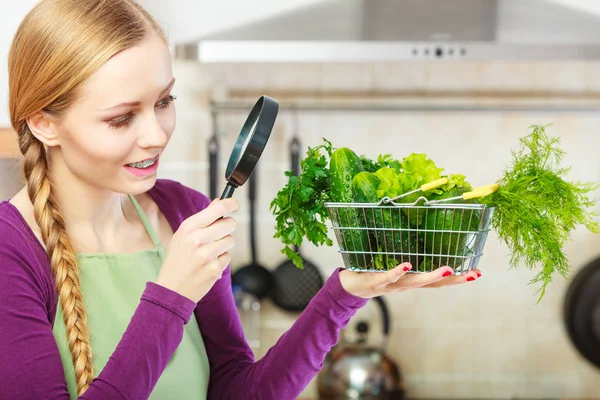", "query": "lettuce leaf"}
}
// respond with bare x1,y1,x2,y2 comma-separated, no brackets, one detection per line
374,167,403,199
